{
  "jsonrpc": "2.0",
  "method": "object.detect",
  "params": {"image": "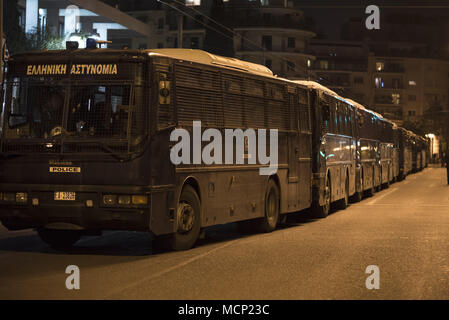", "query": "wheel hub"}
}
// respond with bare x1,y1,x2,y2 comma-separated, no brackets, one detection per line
177,202,195,234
